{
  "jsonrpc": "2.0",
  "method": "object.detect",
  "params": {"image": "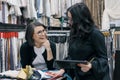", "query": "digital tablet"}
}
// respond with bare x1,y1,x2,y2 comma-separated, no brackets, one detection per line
54,60,88,69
